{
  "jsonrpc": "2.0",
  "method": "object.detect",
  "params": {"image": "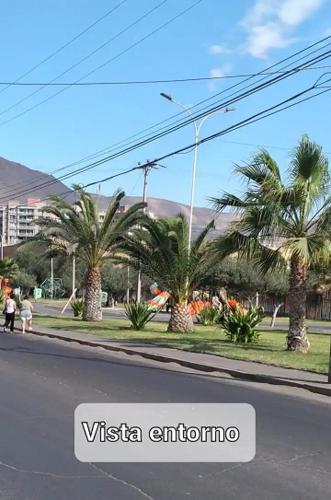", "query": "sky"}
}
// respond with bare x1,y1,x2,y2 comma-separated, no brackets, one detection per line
1,0,331,208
